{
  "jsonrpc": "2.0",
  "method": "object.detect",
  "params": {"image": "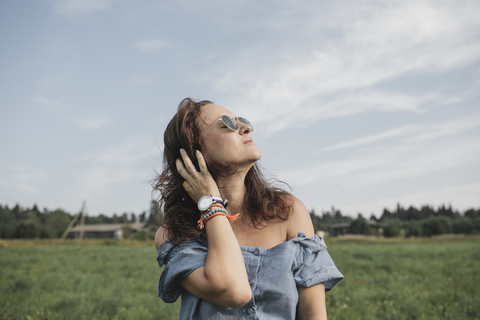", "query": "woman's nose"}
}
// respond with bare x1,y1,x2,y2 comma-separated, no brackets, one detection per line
238,121,252,135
